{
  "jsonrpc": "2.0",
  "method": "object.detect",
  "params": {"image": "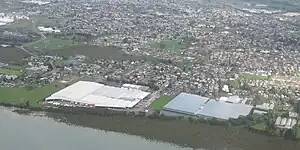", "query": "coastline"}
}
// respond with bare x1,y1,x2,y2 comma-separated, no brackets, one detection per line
1,104,300,149
1,102,299,139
